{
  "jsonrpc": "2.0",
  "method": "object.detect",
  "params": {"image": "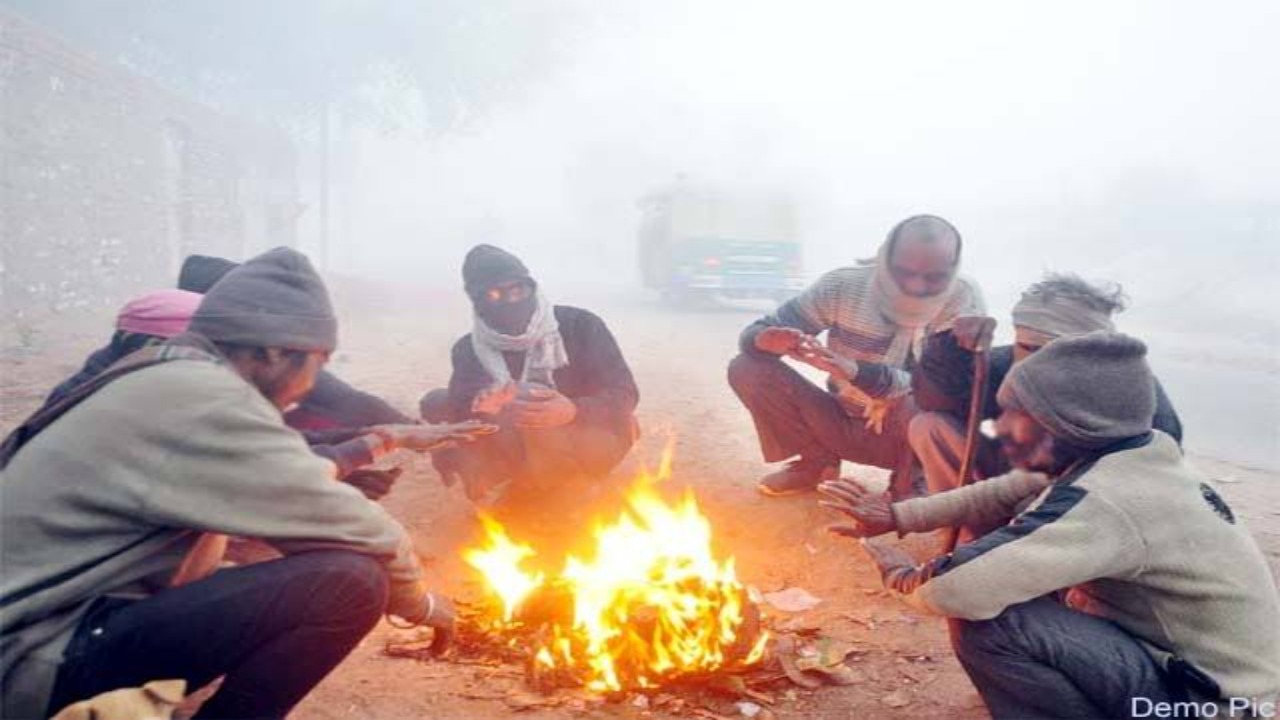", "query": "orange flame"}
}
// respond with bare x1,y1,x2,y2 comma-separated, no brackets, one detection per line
462,450,767,691
461,515,543,622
